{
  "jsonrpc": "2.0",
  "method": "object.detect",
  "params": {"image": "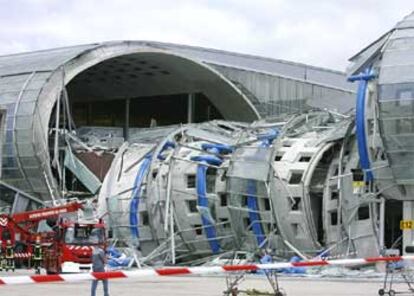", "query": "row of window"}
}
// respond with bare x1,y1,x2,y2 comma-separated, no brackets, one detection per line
186,167,307,194
190,219,276,236
186,168,217,192
185,195,275,213
274,153,312,163
329,206,370,226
